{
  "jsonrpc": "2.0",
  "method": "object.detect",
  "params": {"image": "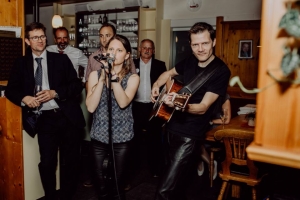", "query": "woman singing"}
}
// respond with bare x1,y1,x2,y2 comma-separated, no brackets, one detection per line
86,34,139,200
